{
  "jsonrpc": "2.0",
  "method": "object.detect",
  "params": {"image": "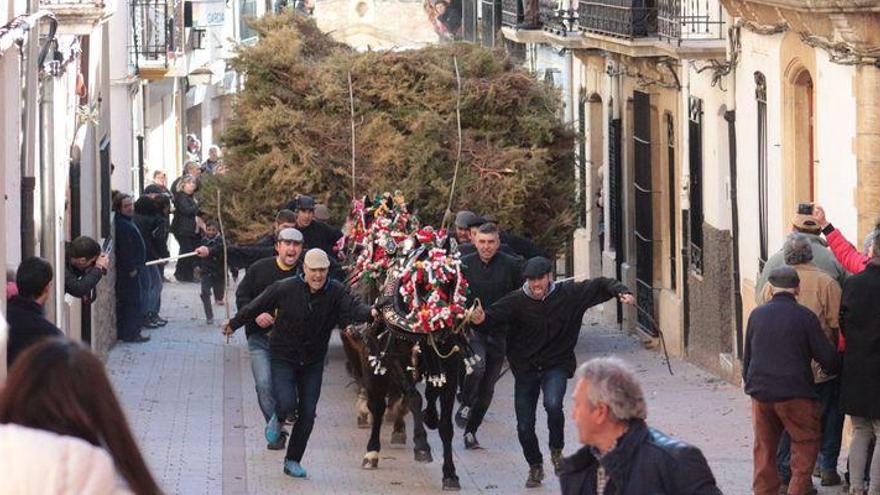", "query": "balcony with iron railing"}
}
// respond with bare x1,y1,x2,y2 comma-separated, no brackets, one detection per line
130,0,185,79
40,0,115,34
